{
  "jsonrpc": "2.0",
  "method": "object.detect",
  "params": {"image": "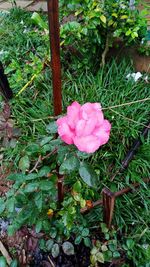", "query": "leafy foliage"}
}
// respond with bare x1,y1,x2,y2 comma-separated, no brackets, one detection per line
60,0,147,66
